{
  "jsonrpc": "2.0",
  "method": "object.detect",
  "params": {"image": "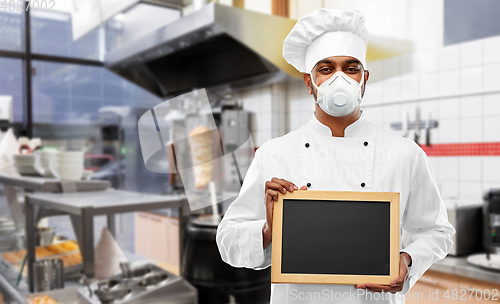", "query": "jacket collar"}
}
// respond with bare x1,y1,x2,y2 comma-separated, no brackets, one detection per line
308,110,371,138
